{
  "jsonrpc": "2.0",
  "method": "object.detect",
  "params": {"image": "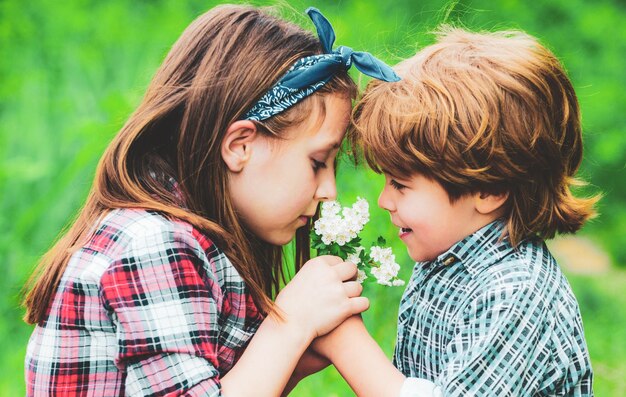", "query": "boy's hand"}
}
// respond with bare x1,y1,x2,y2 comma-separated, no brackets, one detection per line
281,347,330,396
294,347,331,378
310,315,407,397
